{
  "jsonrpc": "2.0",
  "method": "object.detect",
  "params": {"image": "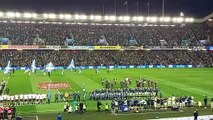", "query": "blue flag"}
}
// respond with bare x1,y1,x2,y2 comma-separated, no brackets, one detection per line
4,61,12,74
